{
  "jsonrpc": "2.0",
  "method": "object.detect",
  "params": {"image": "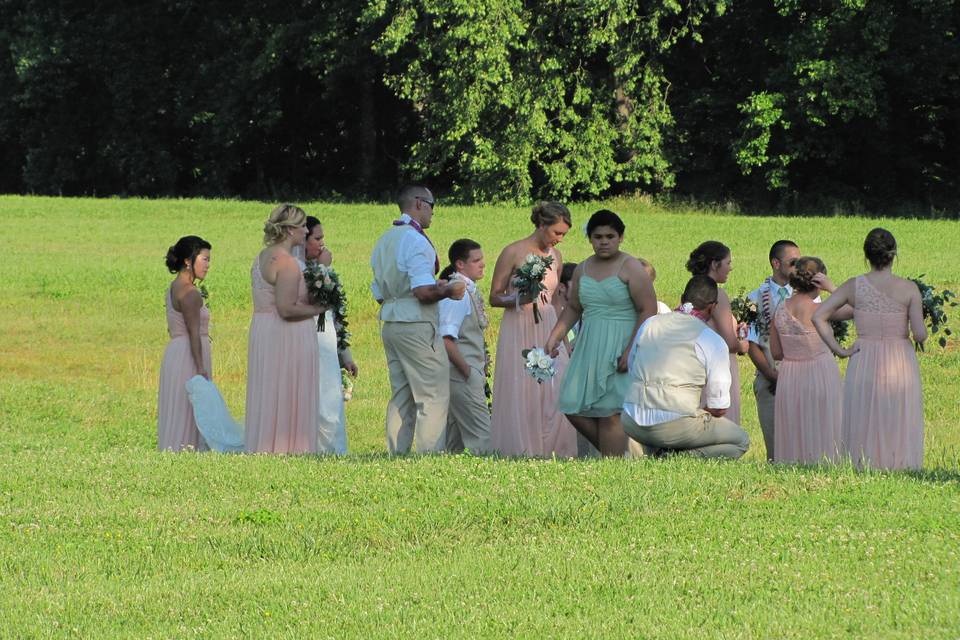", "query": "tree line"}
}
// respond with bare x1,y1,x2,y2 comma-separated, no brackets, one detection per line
1,0,957,215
